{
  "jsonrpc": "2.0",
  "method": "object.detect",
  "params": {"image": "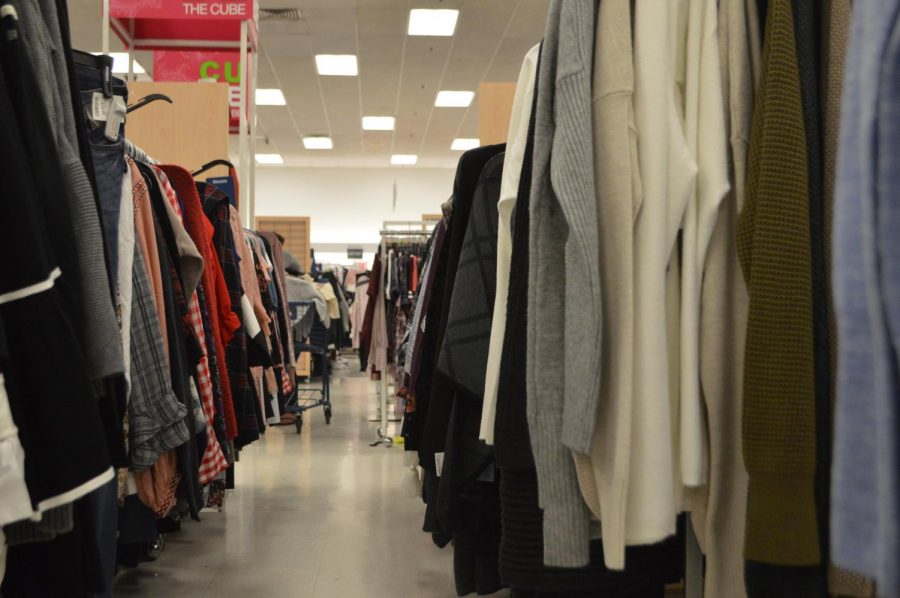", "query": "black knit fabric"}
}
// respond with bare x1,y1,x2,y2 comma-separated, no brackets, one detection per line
417,143,505,473
793,0,831,574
